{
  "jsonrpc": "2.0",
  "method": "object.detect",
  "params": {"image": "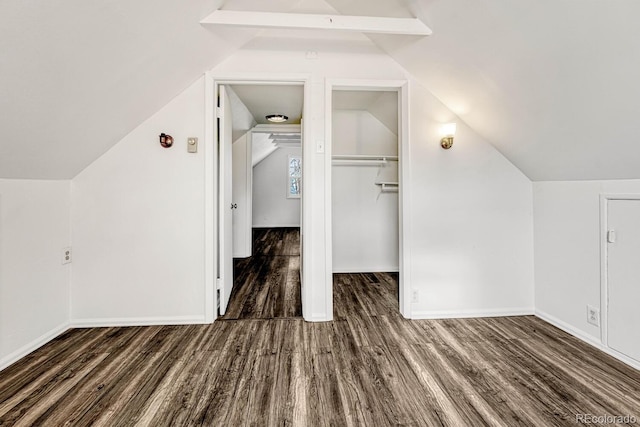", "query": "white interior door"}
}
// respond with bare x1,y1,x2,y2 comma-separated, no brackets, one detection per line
218,85,234,315
232,132,252,258
607,198,640,362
